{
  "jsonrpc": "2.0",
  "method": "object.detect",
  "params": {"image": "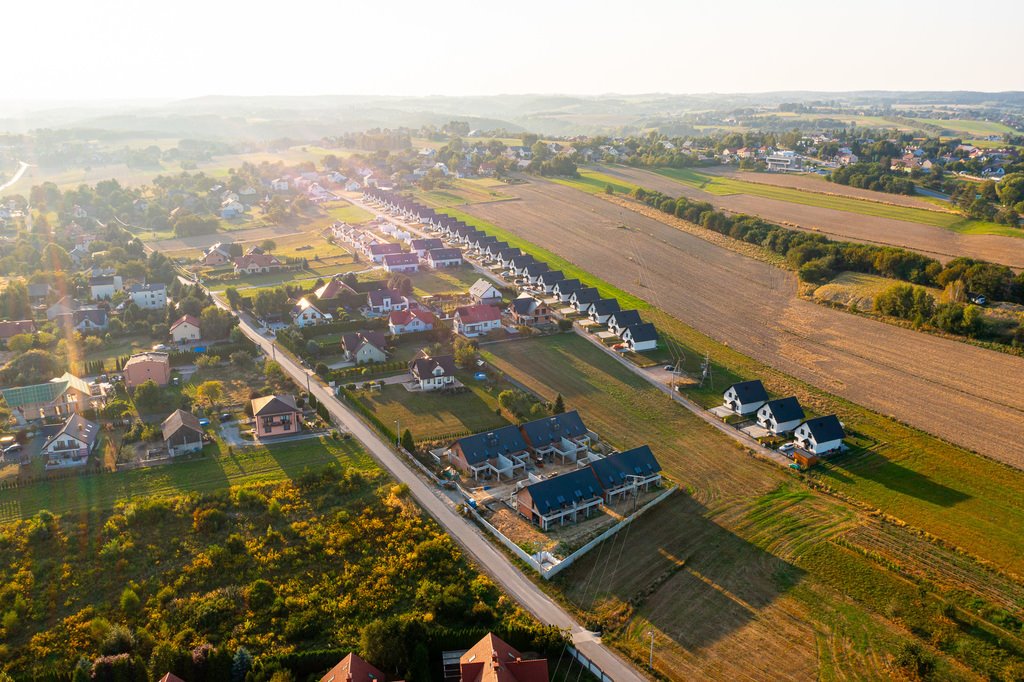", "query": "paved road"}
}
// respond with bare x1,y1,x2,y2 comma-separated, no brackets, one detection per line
0,161,30,193
199,288,646,680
